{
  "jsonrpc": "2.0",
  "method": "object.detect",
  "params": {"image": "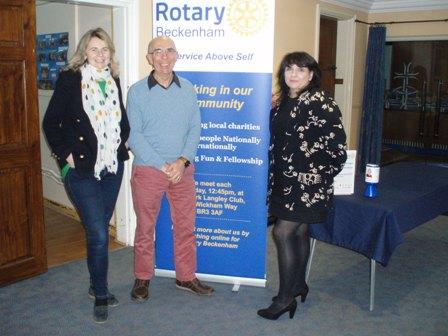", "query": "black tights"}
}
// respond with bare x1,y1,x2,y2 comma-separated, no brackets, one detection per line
272,219,310,303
